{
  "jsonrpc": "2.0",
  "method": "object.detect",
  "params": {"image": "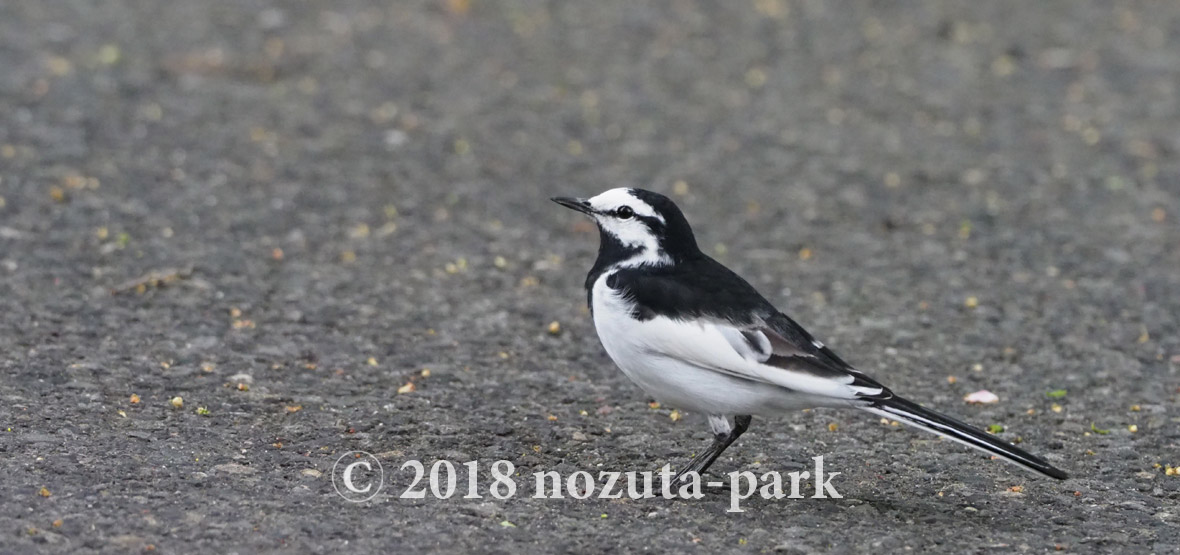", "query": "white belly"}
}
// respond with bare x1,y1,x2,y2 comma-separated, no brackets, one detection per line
590,273,822,416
